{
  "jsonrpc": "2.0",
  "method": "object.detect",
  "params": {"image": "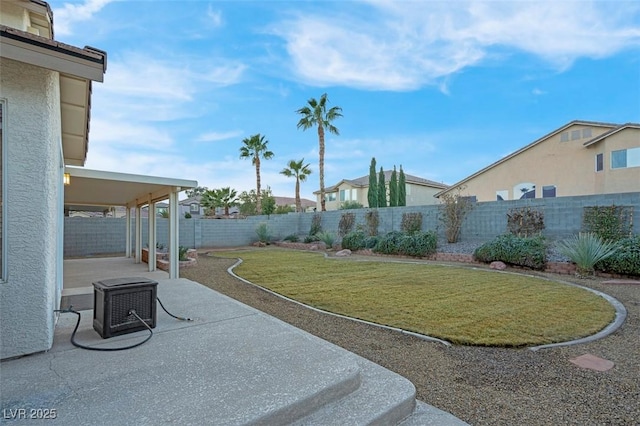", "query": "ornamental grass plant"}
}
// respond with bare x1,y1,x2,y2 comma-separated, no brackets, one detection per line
556,232,619,277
